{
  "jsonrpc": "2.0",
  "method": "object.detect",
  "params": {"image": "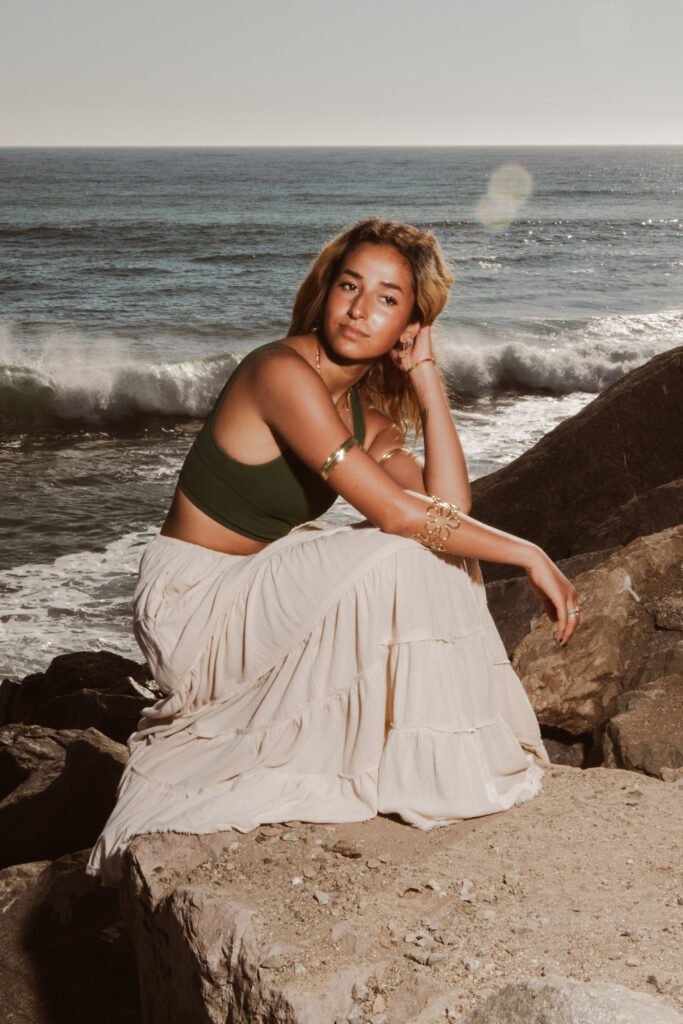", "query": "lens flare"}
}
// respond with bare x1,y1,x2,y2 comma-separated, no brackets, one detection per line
476,162,534,231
